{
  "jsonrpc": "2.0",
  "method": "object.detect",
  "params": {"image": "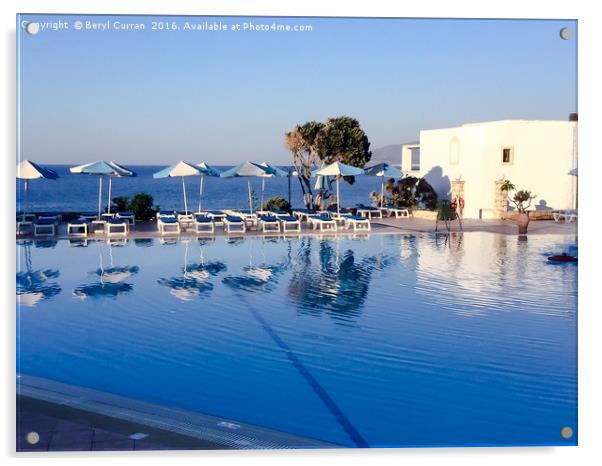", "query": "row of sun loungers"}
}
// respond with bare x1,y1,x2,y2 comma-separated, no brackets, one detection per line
151,207,382,236
553,210,578,223
17,212,136,238
16,212,62,236
292,205,409,221
354,205,410,219
67,218,131,237
17,205,412,238
290,205,409,232
305,214,370,232
156,210,303,236
258,214,302,233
